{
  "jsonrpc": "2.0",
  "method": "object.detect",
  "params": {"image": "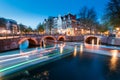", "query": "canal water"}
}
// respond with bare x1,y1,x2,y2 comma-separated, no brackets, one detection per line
1,42,120,80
